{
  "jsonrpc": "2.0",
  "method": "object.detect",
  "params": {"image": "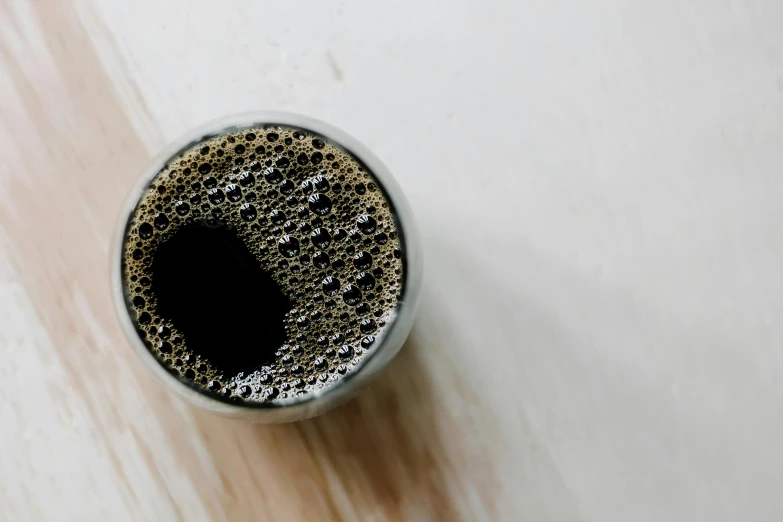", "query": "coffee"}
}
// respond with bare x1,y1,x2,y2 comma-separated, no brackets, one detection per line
122,126,404,404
